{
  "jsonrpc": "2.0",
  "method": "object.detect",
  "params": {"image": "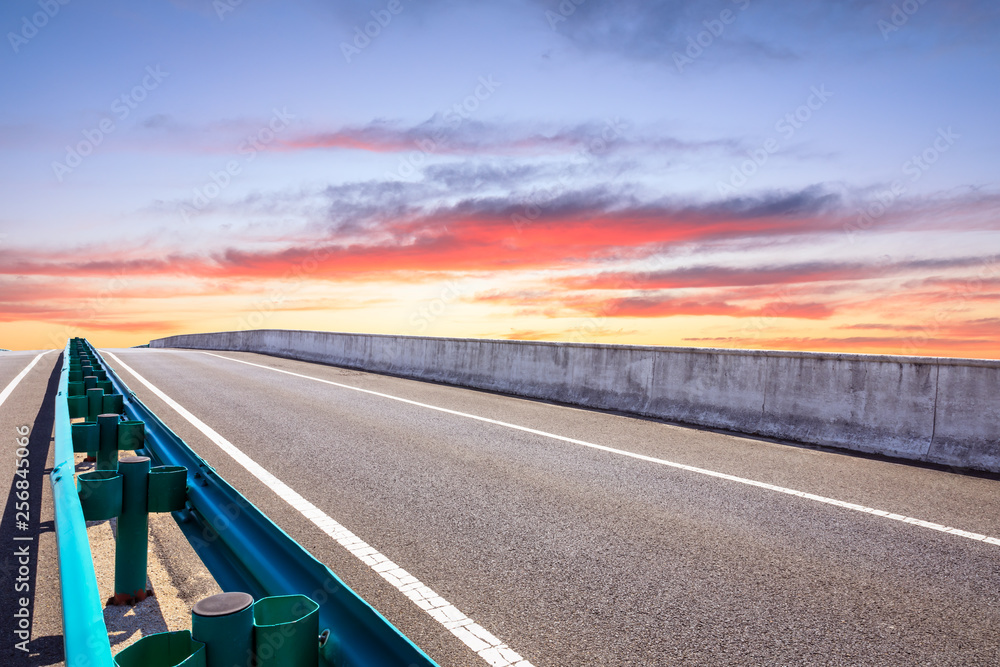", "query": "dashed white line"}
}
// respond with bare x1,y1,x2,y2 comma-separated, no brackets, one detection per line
194,350,1000,549
0,351,51,409
103,351,534,667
